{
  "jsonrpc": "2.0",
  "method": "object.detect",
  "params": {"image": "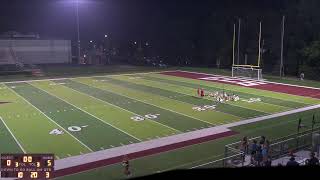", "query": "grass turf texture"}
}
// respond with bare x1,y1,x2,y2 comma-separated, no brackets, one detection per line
0,69,319,179
57,108,320,180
